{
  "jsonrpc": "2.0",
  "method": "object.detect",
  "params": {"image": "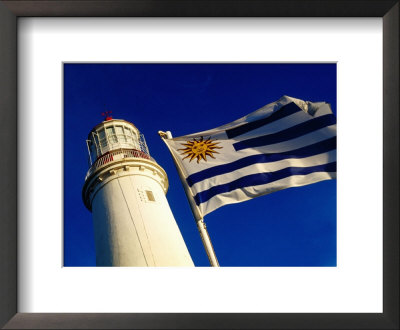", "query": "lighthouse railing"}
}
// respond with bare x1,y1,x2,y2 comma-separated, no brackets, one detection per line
85,148,152,179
